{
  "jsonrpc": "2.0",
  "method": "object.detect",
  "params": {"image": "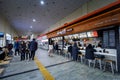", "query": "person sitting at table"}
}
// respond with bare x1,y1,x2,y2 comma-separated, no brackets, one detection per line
97,41,102,48
0,47,7,60
85,44,96,60
72,42,80,61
